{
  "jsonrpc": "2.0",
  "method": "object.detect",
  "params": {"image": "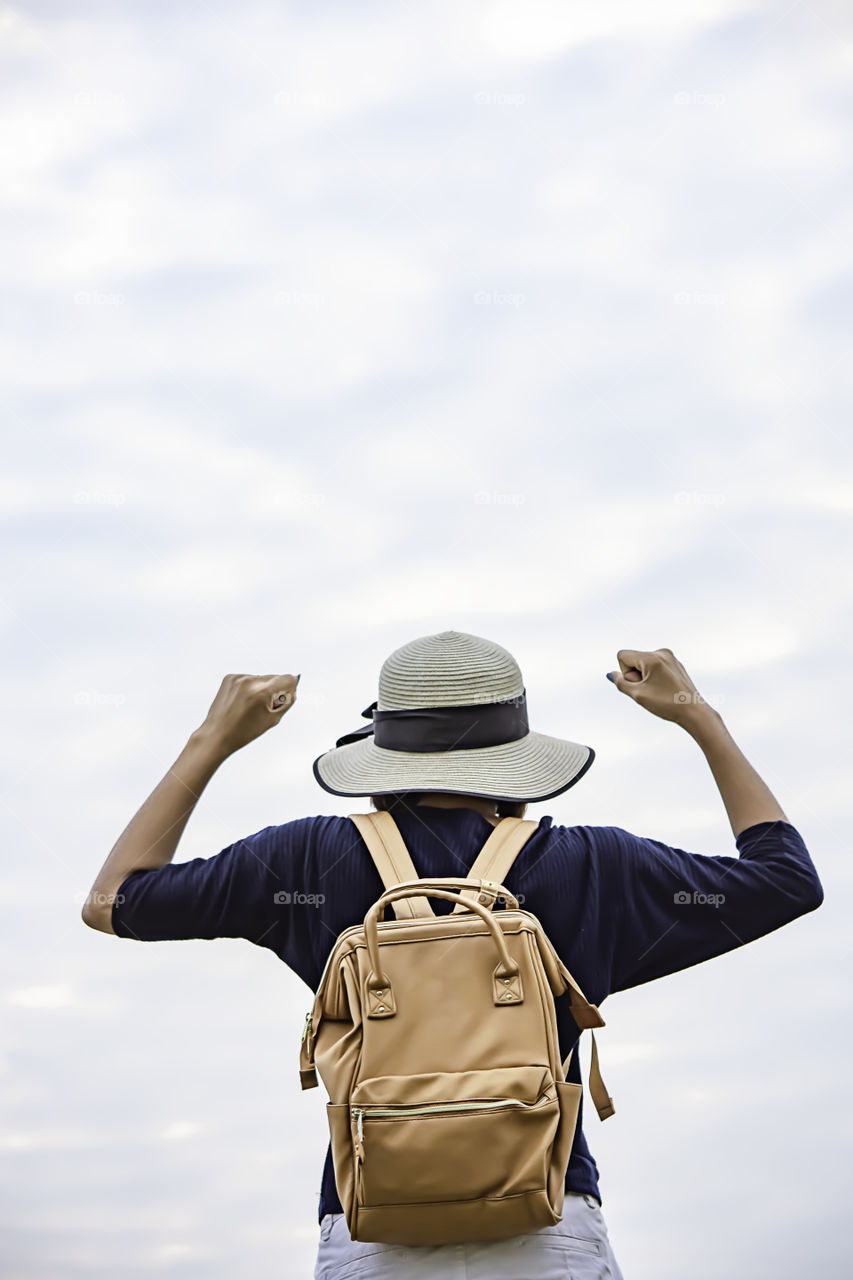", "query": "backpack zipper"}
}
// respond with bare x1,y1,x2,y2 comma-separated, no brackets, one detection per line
351,1091,554,1155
